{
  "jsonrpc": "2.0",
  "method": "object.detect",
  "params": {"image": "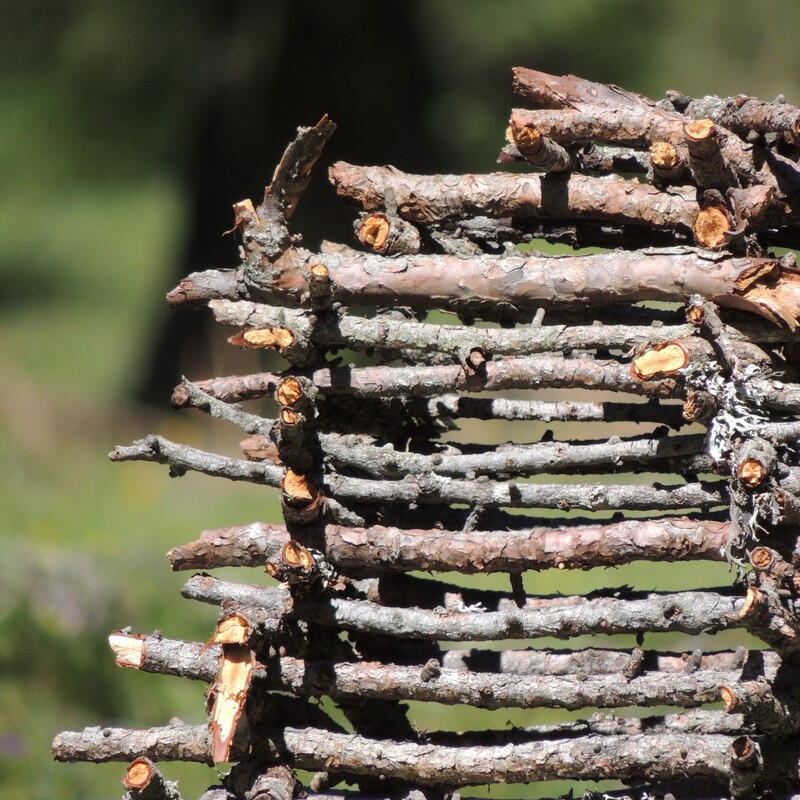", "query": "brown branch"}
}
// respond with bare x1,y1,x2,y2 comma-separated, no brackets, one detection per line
113,630,780,688
182,574,744,642
168,516,733,575
269,244,800,331
665,90,800,138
